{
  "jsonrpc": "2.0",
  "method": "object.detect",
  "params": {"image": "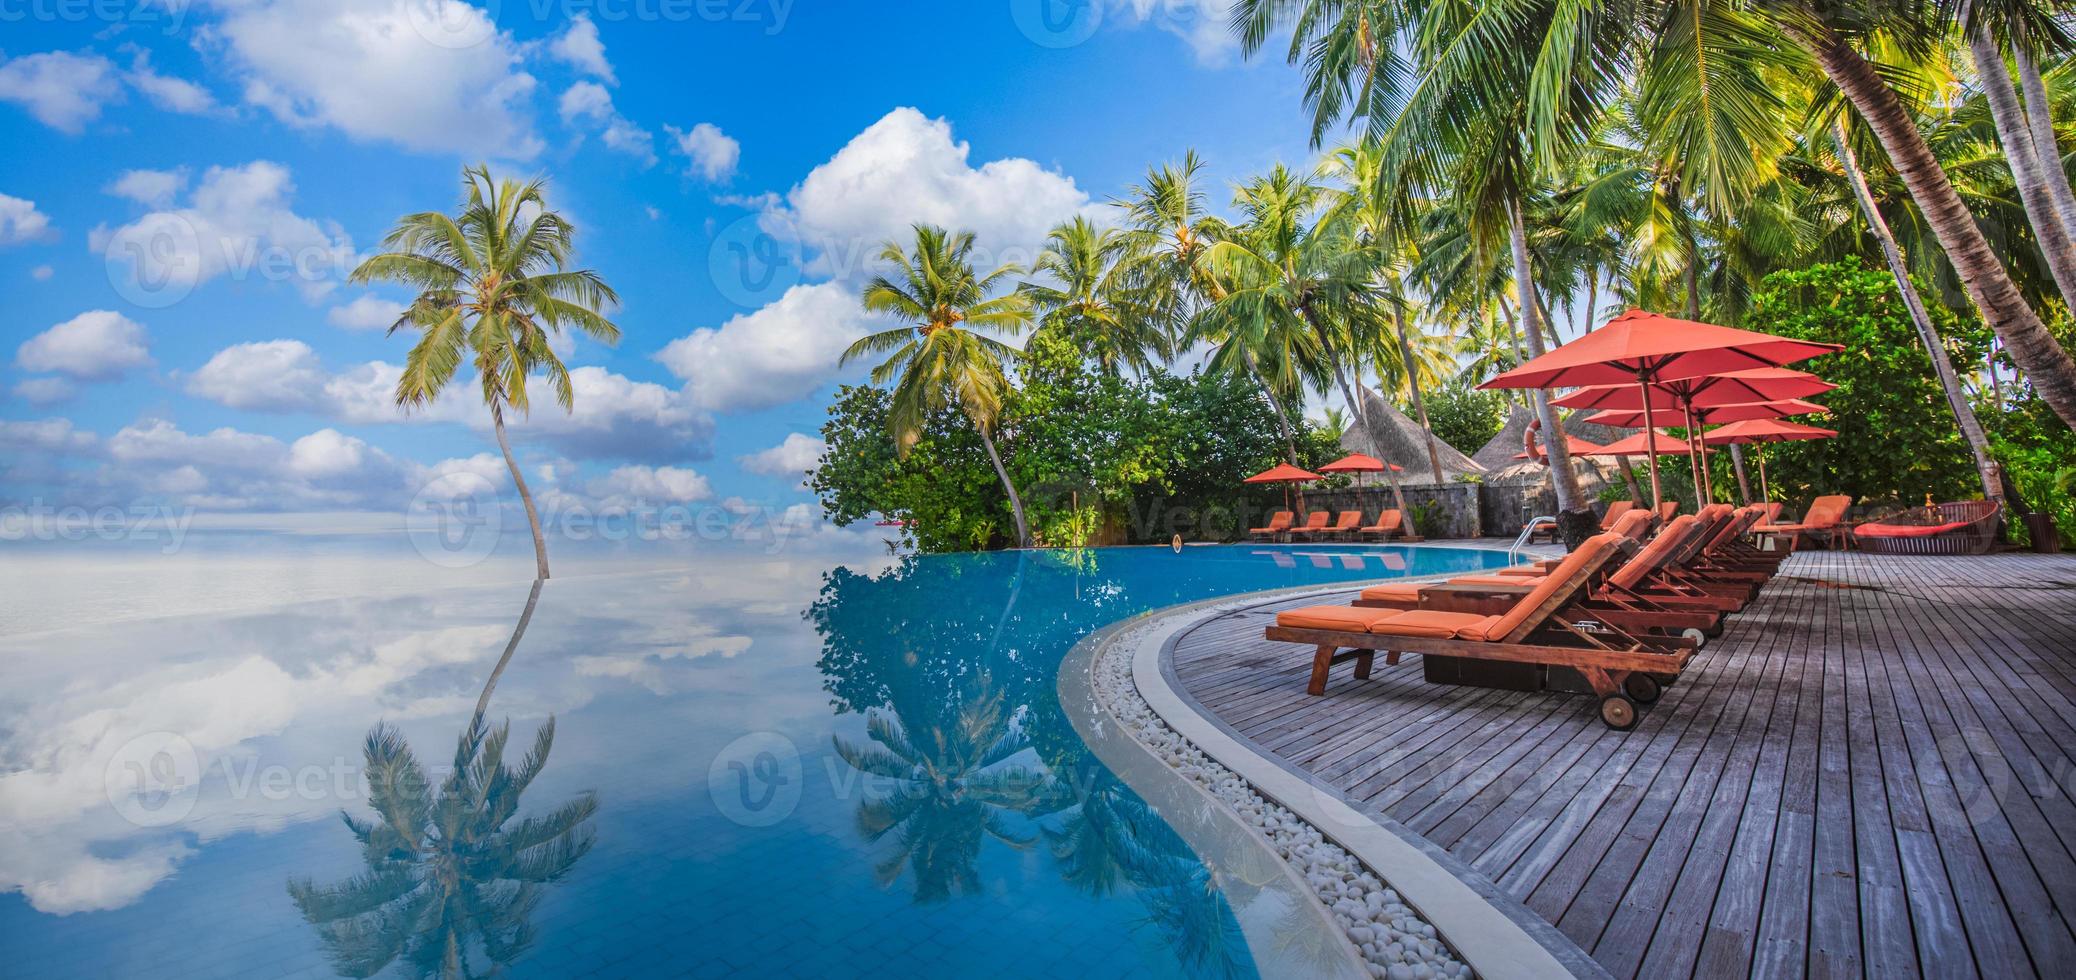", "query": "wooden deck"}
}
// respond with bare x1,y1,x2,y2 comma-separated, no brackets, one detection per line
1169,550,2076,979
